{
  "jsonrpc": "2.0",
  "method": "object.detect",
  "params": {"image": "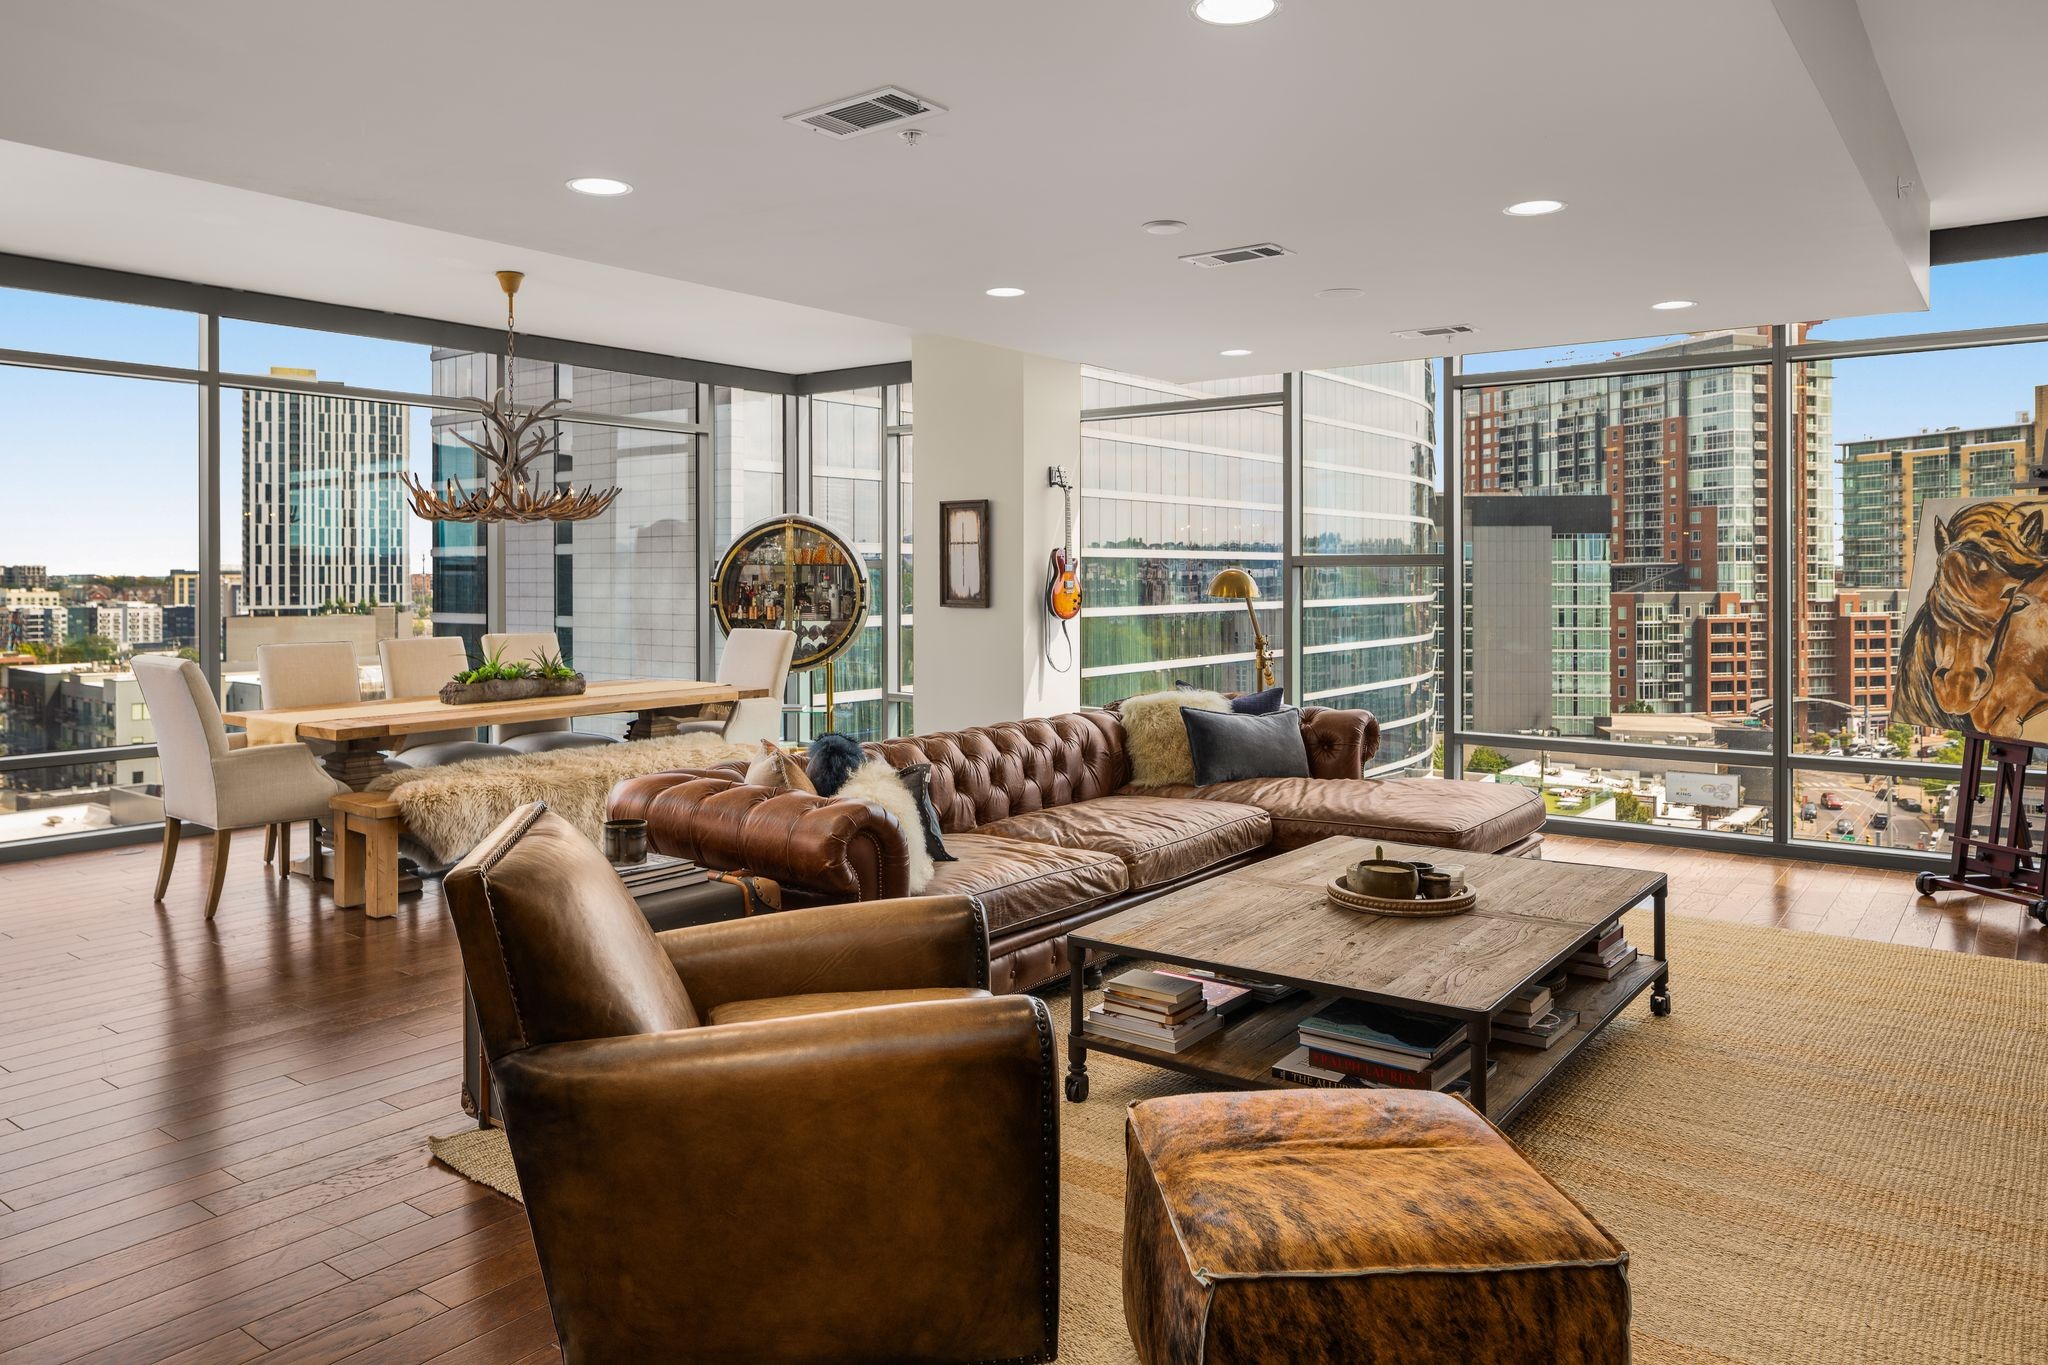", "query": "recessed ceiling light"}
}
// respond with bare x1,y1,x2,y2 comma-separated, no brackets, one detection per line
1142,219,1189,235
985,287,1027,298
1651,299,1697,310
1191,0,1278,25
1220,348,1253,357
1502,199,1566,217
566,177,632,196
1316,287,1365,301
